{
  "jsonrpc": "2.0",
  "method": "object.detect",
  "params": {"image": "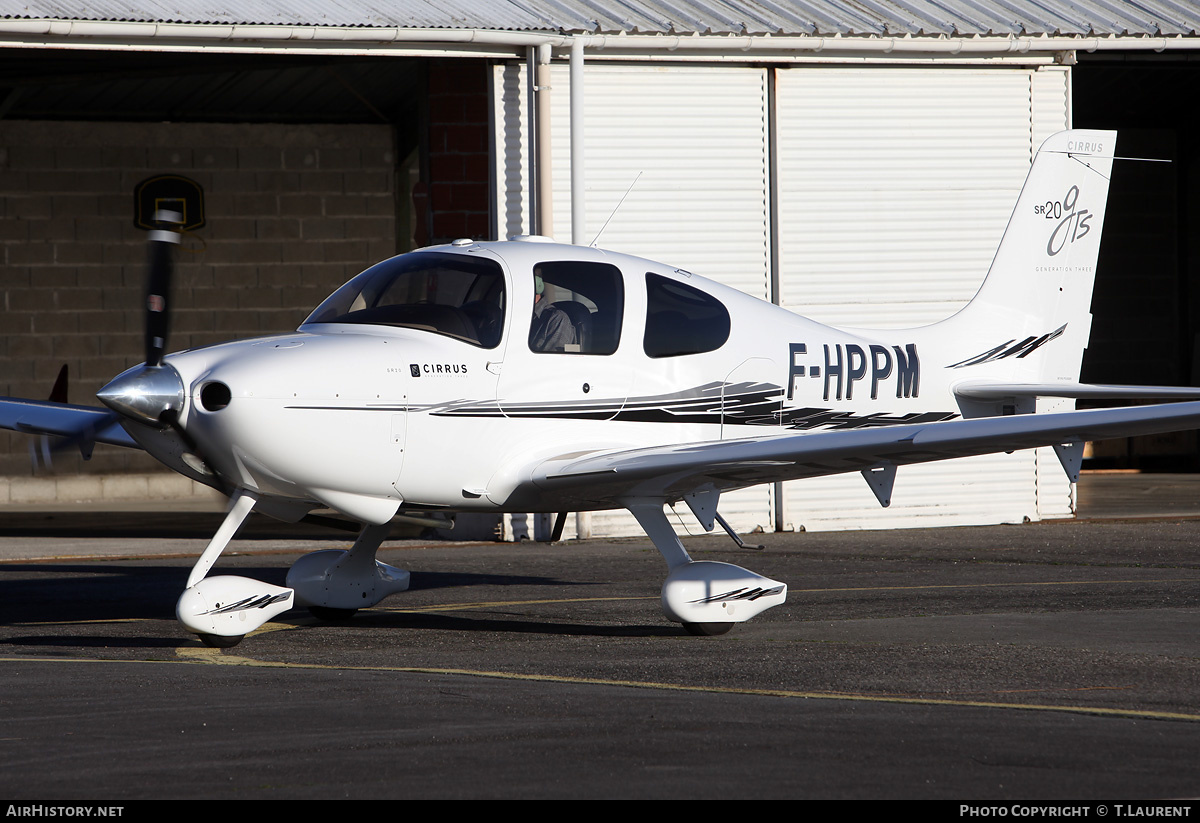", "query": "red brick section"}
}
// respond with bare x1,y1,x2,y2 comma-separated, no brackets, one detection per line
425,59,491,244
